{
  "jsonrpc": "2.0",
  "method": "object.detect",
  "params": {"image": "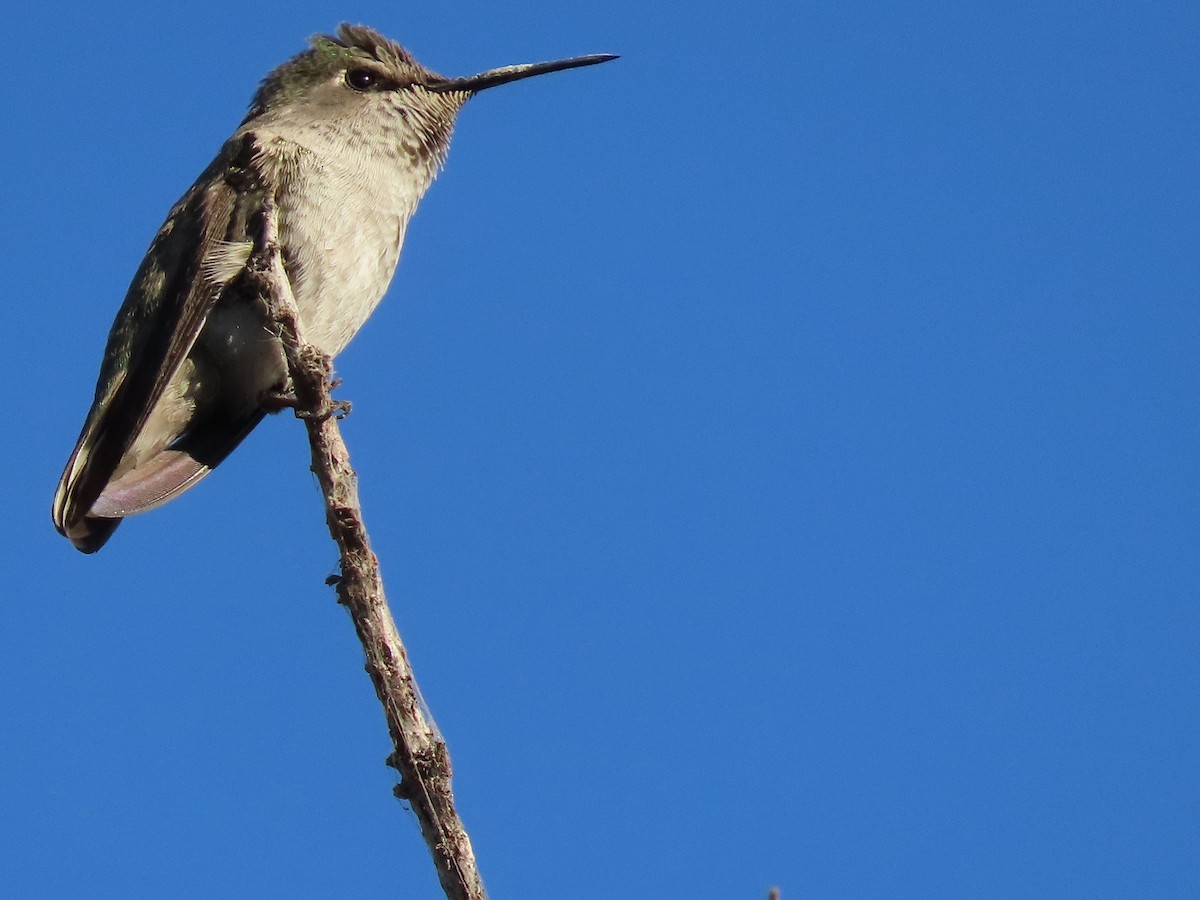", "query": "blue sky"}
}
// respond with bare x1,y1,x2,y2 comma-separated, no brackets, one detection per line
3,1,1197,897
